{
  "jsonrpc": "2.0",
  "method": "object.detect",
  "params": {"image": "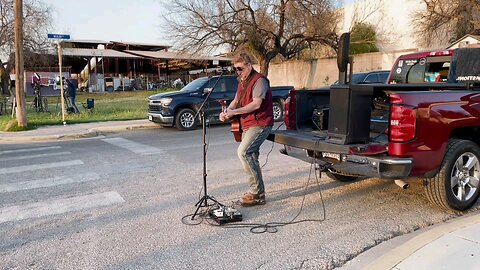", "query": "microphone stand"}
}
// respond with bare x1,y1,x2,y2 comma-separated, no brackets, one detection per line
191,69,226,220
